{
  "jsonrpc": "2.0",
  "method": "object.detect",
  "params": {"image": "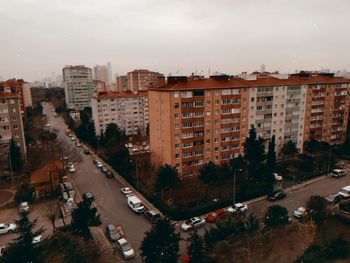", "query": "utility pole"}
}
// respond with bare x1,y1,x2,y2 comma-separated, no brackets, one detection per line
233,169,242,205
